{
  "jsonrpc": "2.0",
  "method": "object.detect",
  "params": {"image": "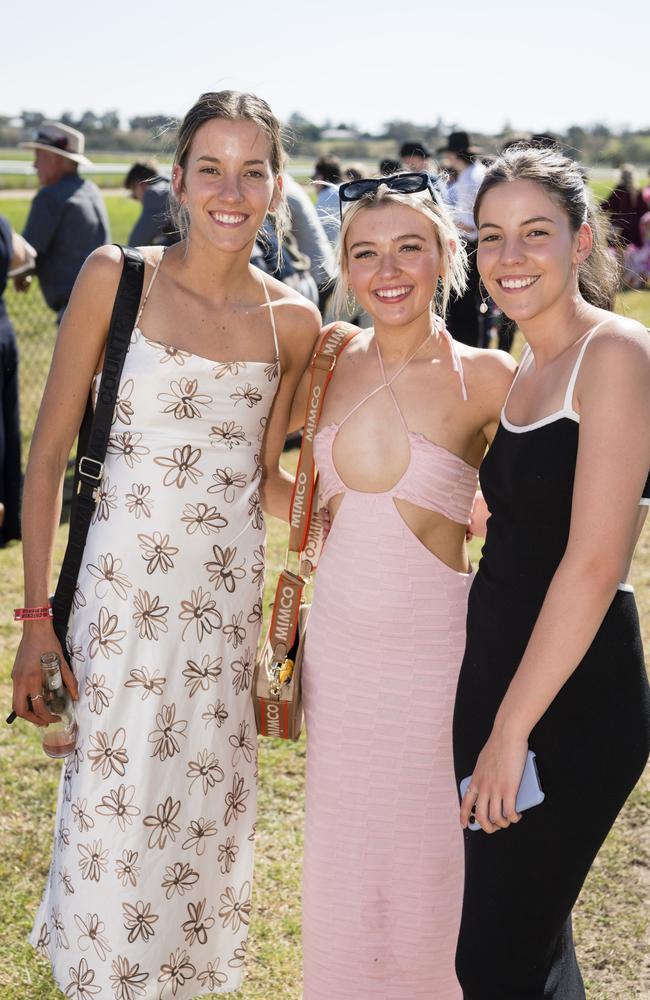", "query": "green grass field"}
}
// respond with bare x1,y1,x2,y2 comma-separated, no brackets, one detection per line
0,195,648,999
